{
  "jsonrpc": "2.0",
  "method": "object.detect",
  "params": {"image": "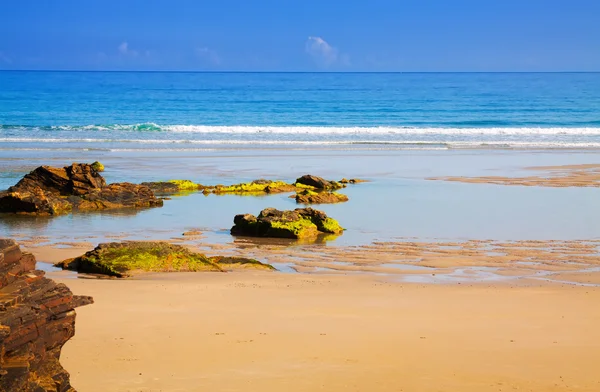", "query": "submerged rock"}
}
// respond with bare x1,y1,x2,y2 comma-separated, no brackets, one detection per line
0,163,163,215
0,239,93,391
55,241,275,277
295,189,349,204
295,174,343,190
142,180,204,194
340,178,368,184
231,207,344,239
